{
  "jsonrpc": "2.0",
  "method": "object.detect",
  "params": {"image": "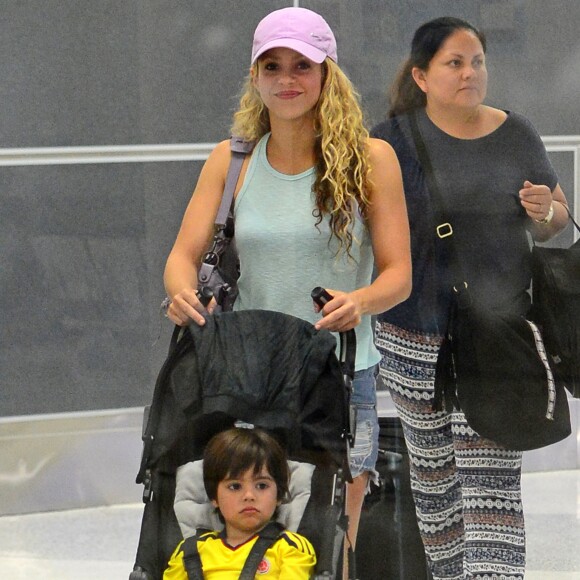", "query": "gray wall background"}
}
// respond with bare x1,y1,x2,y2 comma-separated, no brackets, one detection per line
2,0,579,416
